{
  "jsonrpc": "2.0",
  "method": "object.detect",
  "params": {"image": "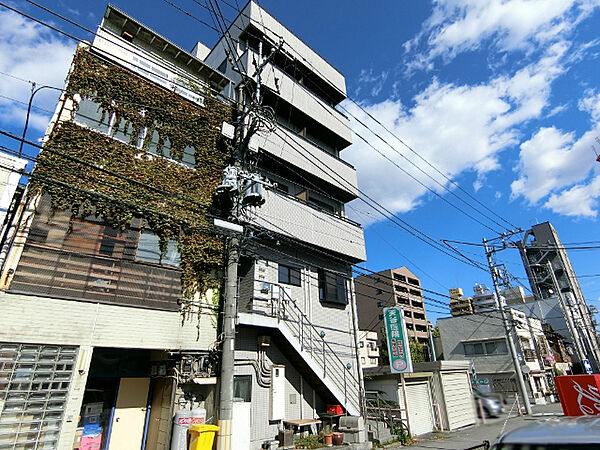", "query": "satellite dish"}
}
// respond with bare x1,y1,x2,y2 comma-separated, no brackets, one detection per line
521,364,531,374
